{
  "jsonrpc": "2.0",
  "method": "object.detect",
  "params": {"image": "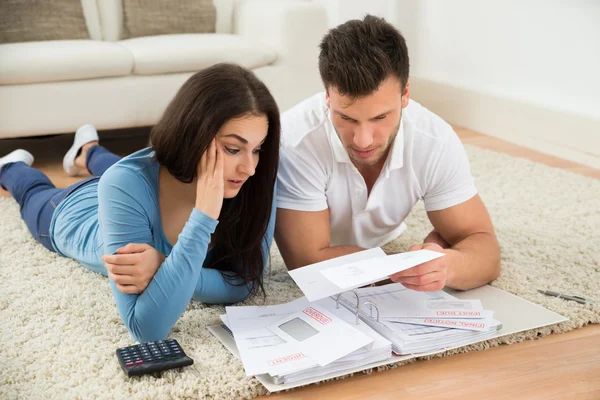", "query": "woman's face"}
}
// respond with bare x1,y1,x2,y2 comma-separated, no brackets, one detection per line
216,114,269,199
